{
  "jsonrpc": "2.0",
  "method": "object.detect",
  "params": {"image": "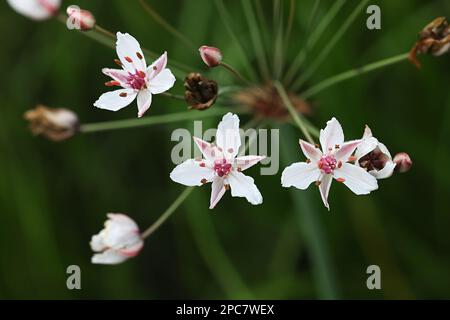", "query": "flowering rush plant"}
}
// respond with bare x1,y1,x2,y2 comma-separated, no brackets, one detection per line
12,0,446,285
